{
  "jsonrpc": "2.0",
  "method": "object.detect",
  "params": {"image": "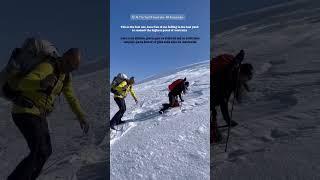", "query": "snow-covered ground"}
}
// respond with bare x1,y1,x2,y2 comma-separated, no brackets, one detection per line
0,69,108,180
110,62,210,180
212,0,320,179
